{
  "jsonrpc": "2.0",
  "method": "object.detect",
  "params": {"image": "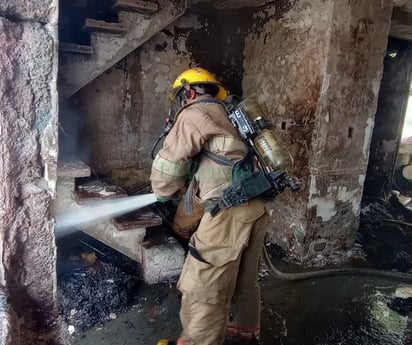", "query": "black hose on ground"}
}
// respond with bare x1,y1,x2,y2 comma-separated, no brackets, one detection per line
262,246,412,283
